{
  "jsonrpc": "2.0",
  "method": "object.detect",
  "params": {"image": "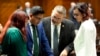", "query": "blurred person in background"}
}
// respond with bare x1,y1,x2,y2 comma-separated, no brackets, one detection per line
16,4,23,11
24,2,31,17
69,2,81,30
